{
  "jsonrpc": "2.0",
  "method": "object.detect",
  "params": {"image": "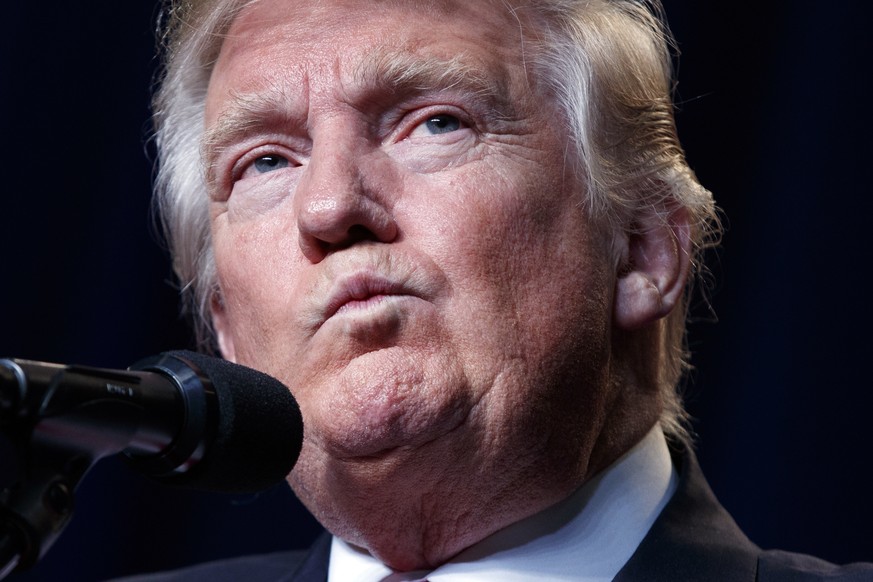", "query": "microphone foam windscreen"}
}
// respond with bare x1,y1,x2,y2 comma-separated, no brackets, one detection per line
161,351,303,493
